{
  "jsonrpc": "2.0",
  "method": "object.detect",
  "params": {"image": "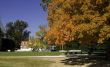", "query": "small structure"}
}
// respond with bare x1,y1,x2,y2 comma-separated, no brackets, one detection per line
21,41,29,49
16,41,32,52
